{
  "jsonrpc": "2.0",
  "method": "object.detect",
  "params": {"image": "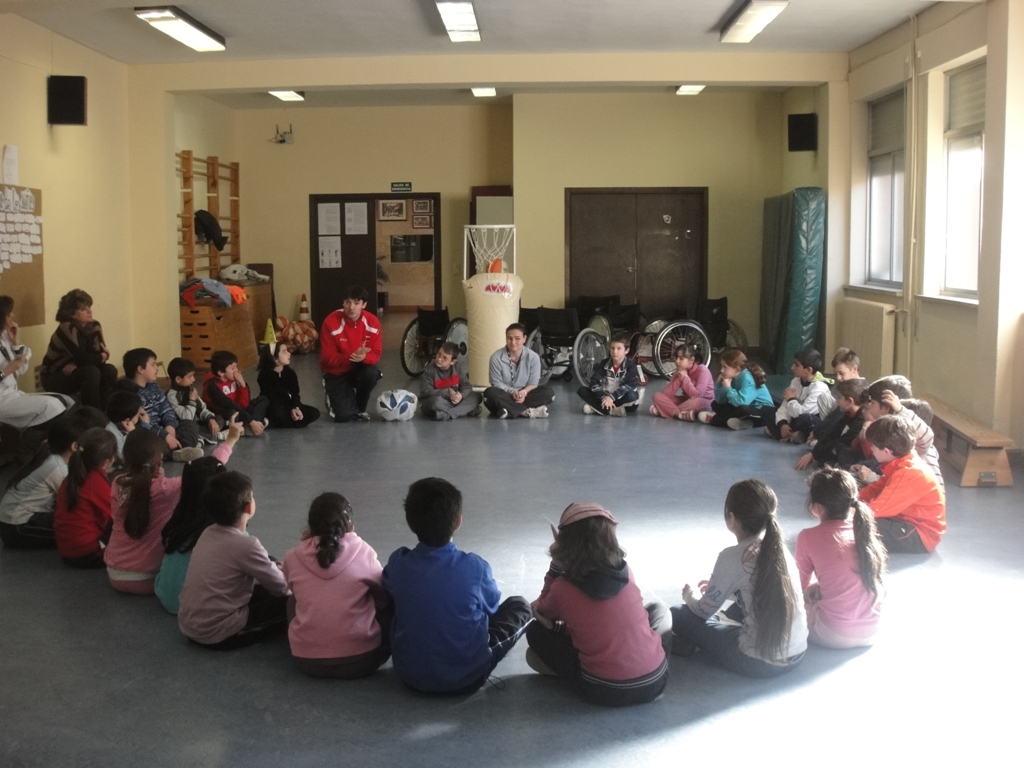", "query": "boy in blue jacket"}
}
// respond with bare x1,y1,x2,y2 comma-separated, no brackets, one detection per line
120,347,203,462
